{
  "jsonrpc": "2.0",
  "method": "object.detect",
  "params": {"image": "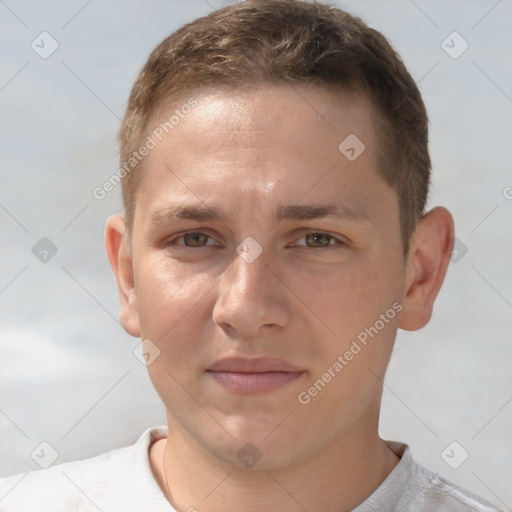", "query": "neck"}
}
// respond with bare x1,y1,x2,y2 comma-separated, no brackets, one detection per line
150,412,400,512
